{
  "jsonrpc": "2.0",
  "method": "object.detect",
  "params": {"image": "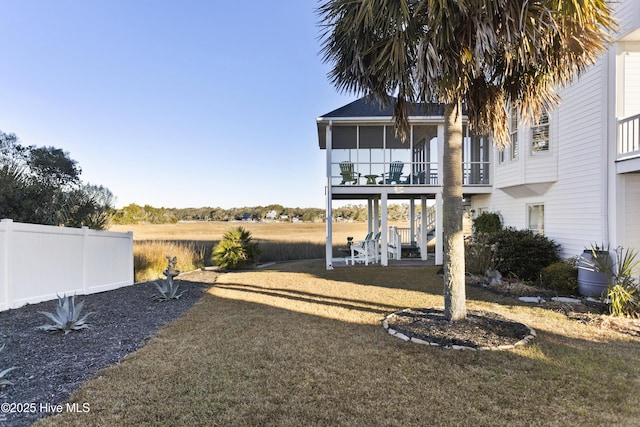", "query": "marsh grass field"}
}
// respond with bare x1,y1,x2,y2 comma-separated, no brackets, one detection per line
110,221,388,281
109,220,374,243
